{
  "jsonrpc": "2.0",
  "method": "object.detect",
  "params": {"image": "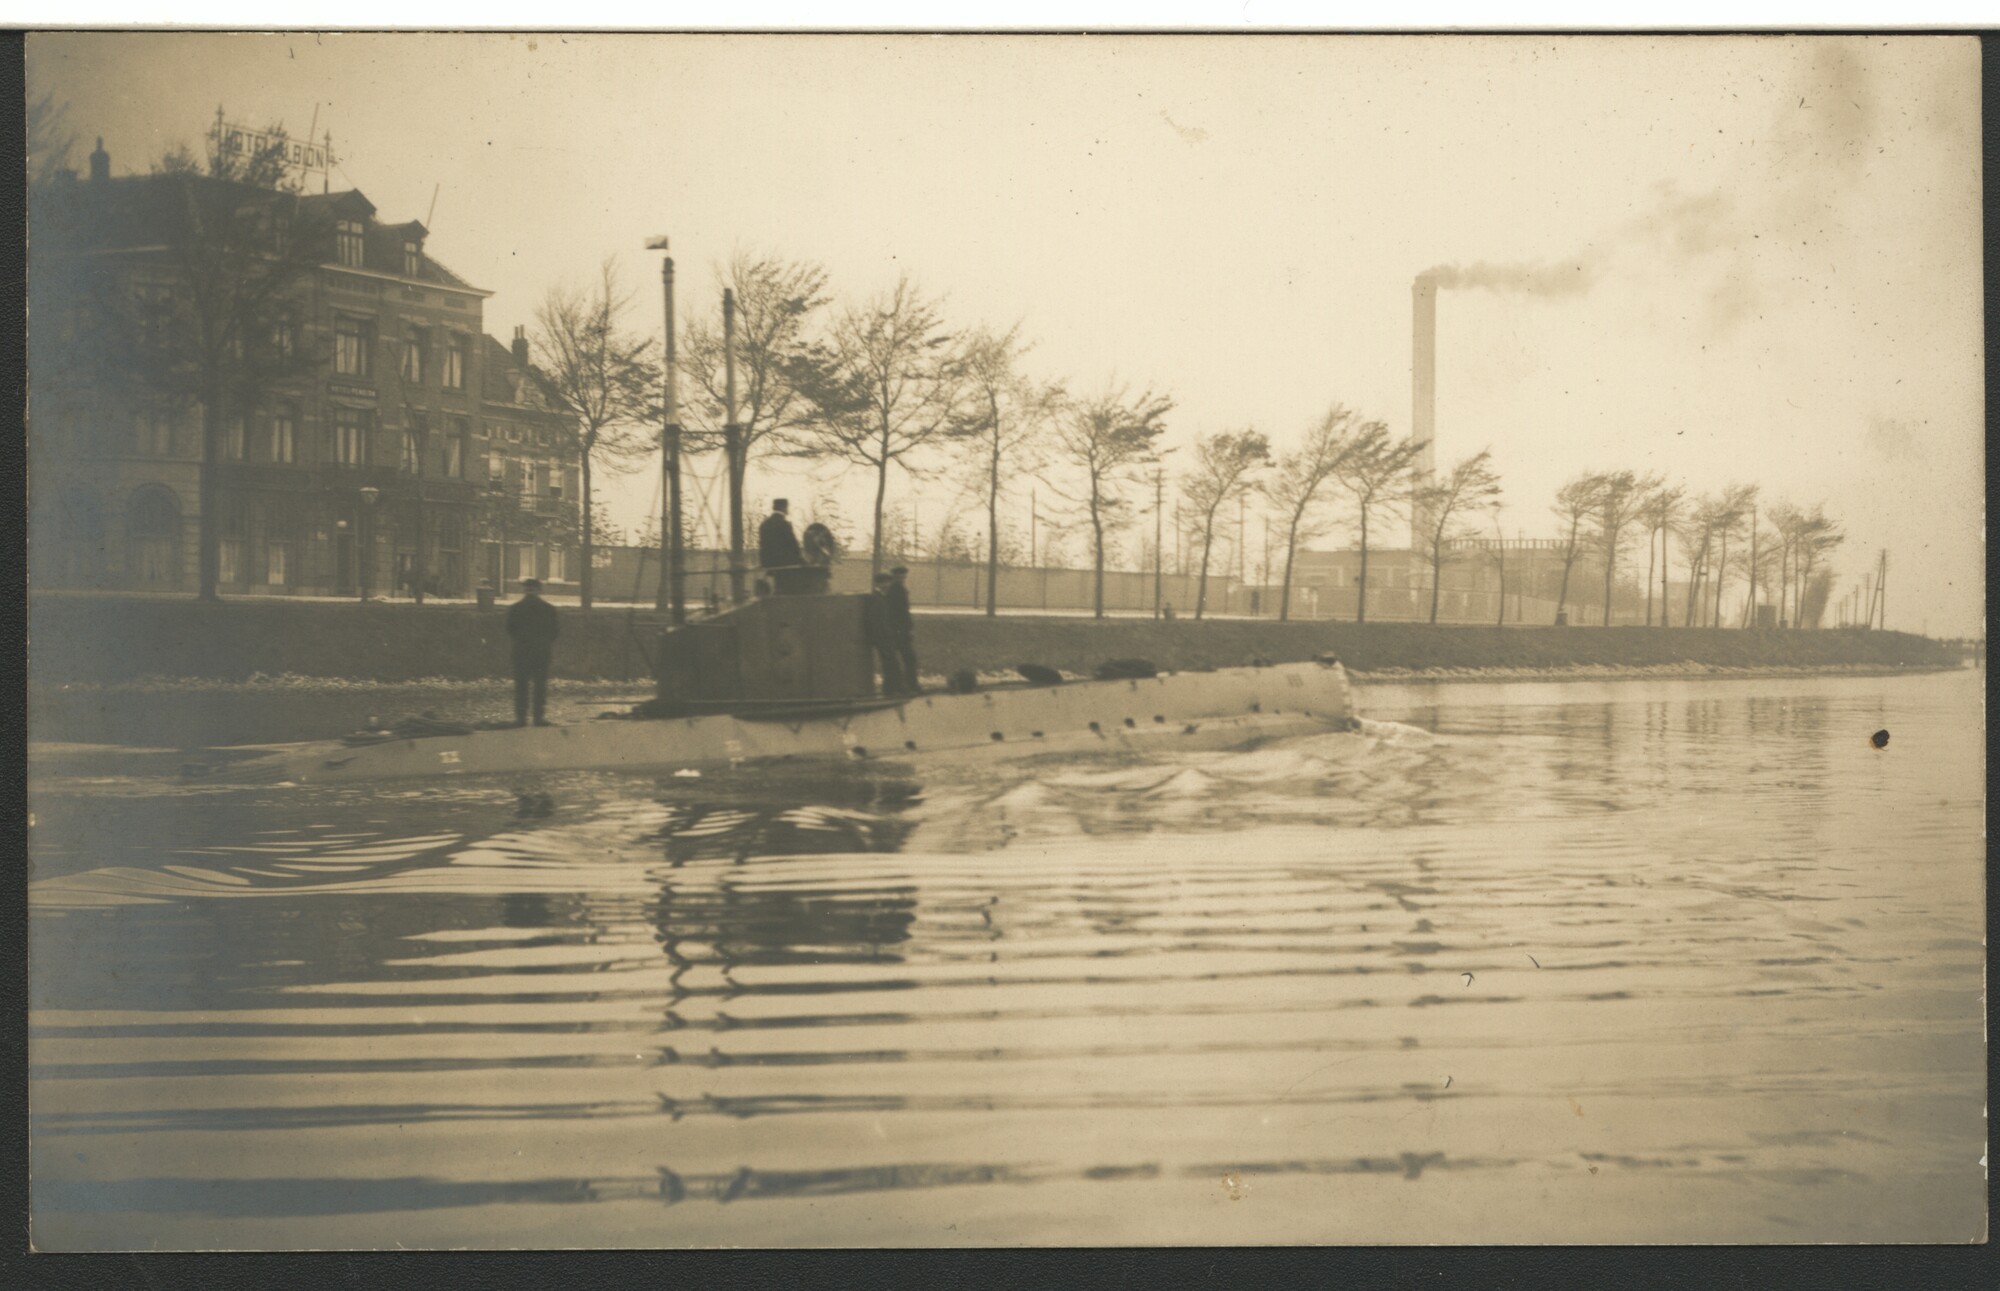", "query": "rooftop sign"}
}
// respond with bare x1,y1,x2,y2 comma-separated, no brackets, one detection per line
210,109,337,181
